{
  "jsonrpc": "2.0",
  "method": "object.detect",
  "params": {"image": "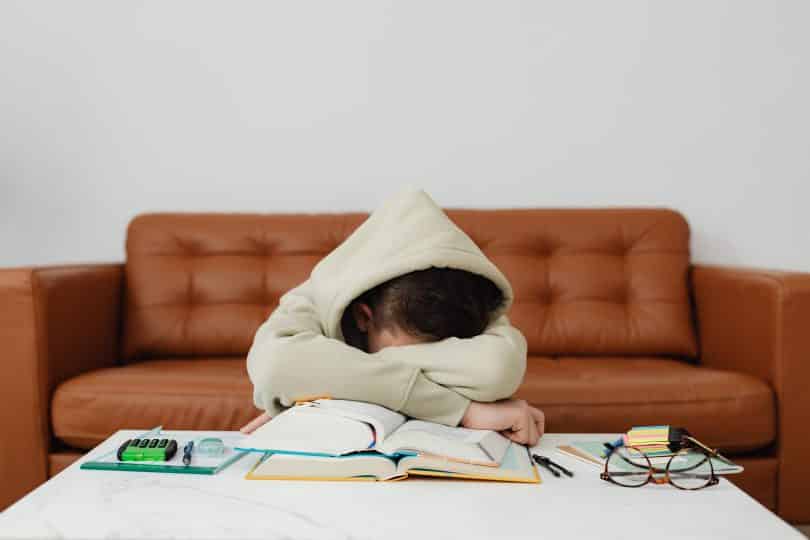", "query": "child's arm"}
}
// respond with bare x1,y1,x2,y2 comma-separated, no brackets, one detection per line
378,312,527,404
247,278,527,426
